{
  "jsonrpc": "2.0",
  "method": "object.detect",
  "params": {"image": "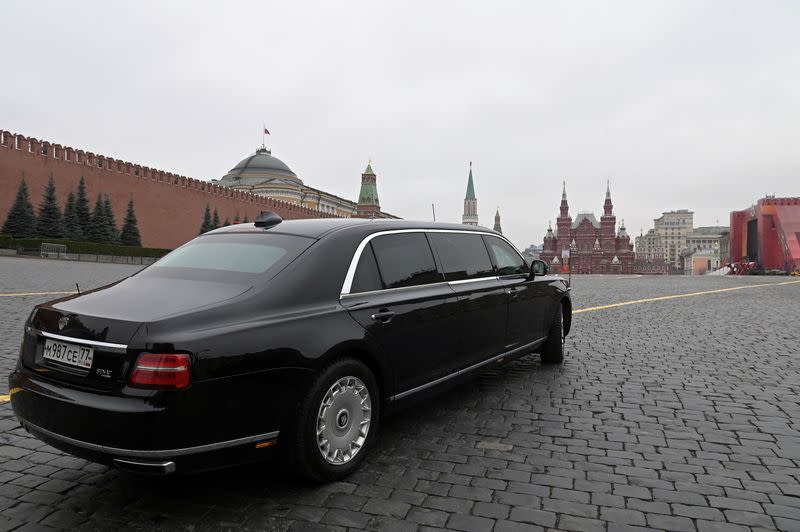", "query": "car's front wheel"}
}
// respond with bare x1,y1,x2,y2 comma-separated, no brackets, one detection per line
292,358,379,482
540,304,565,364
